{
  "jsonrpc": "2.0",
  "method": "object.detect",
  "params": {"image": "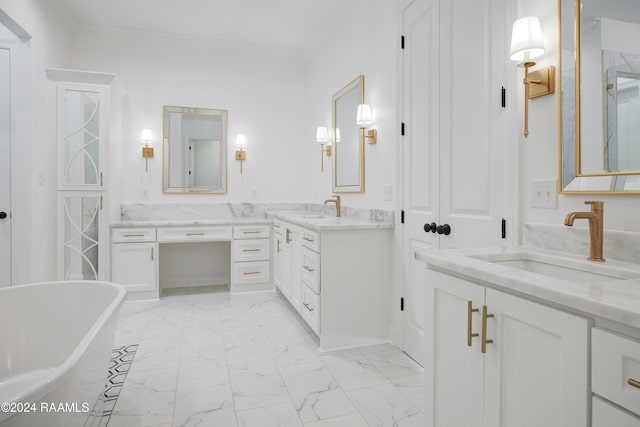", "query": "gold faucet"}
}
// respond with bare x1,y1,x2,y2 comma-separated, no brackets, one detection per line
324,195,341,217
564,201,604,262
